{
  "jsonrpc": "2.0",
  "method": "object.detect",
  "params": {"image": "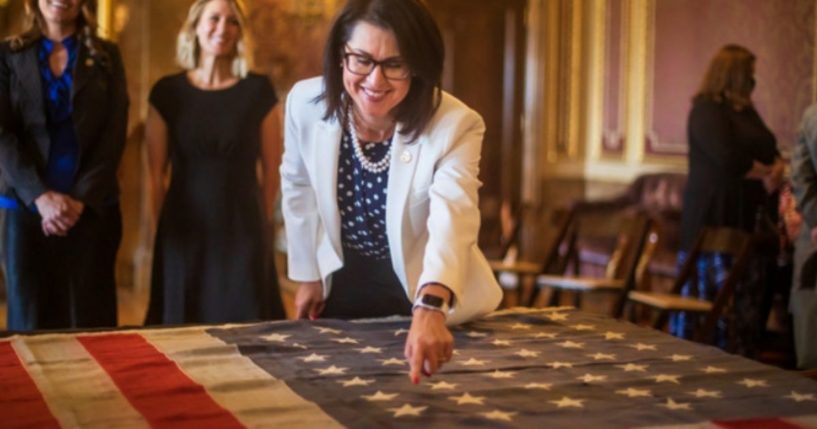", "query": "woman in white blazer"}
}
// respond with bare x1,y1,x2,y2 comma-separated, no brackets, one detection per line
281,0,501,383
